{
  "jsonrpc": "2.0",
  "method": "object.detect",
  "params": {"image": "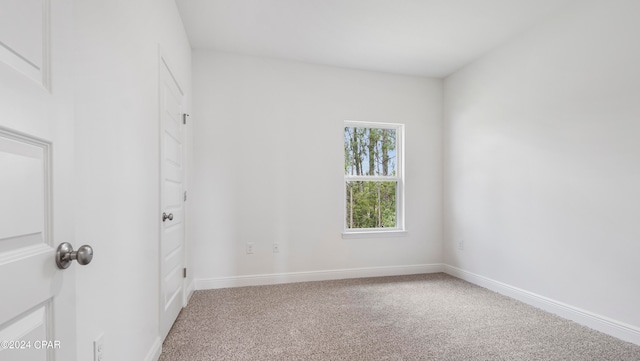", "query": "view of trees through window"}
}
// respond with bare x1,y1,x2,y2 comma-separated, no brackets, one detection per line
344,126,398,229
